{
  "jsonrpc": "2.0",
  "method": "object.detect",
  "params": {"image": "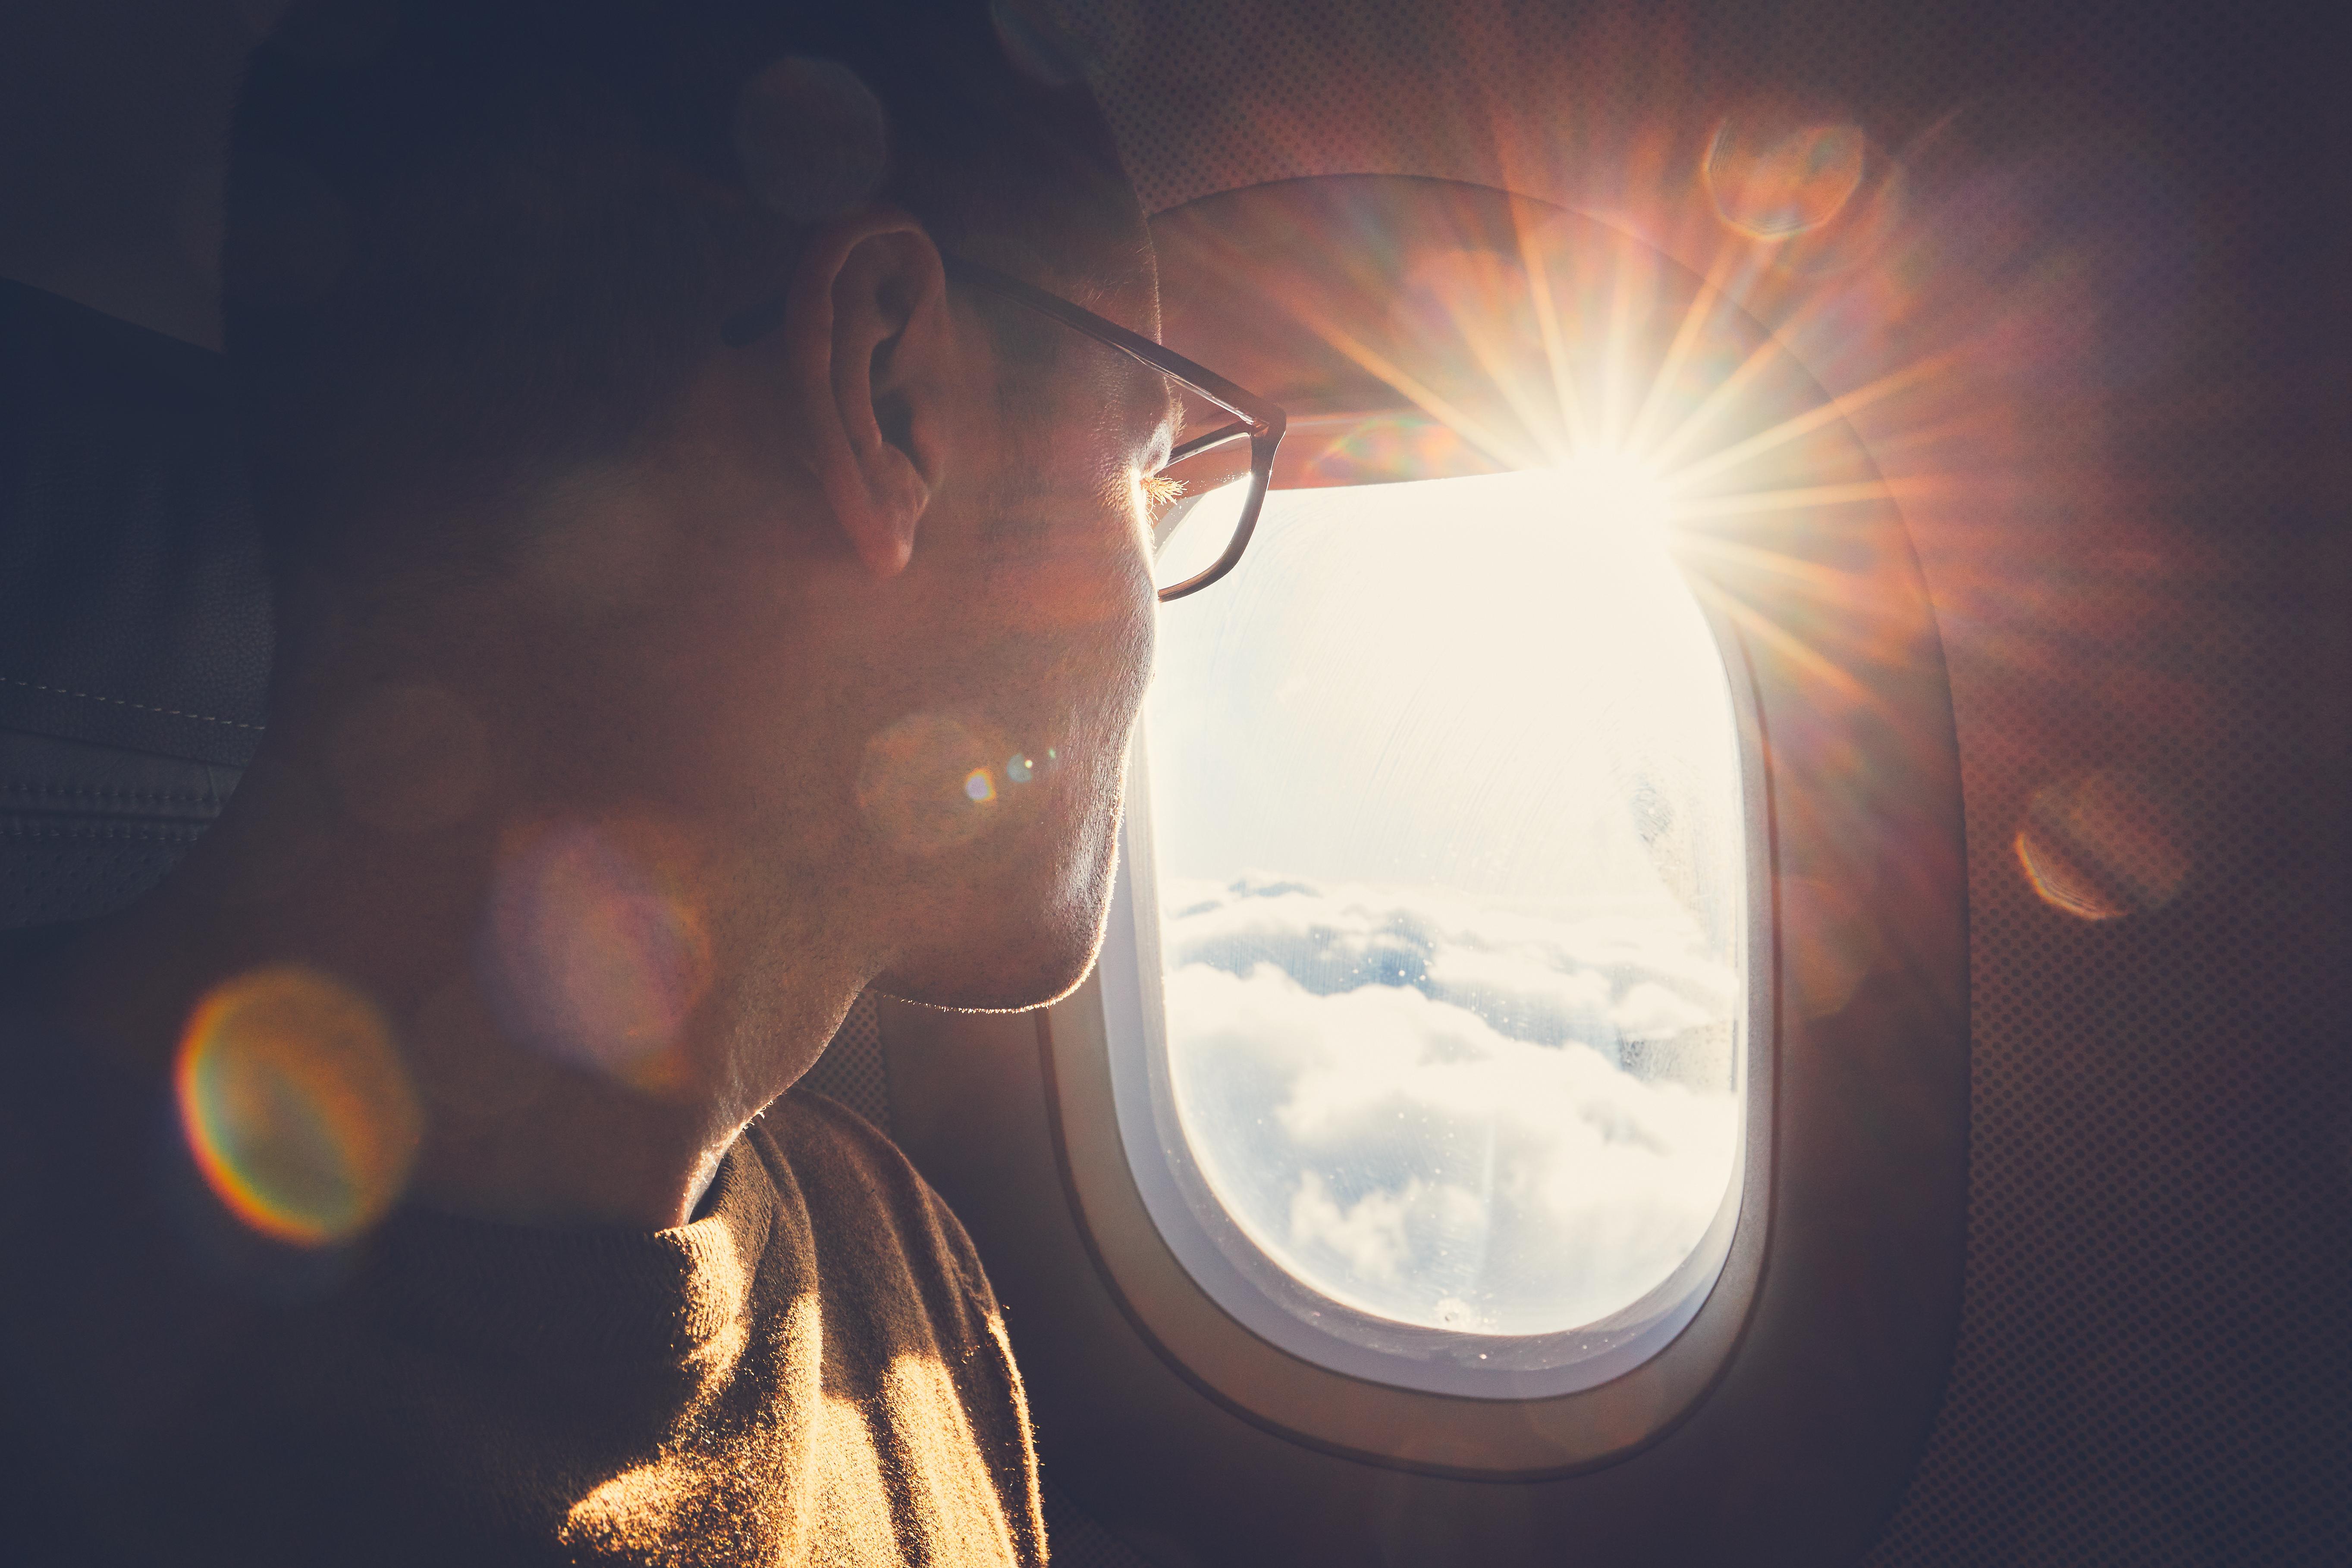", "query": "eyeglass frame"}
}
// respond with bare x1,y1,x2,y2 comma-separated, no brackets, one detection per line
720,253,1286,603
